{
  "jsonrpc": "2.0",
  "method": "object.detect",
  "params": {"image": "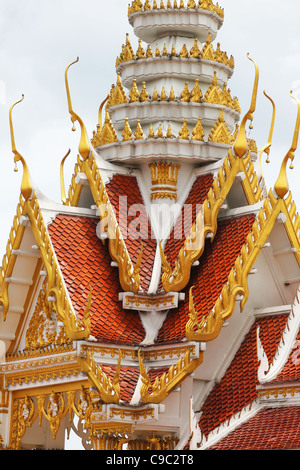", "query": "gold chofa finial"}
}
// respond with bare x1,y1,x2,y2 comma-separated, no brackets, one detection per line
9,94,32,200
234,53,259,158
65,57,91,161
274,91,300,199
259,90,276,181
